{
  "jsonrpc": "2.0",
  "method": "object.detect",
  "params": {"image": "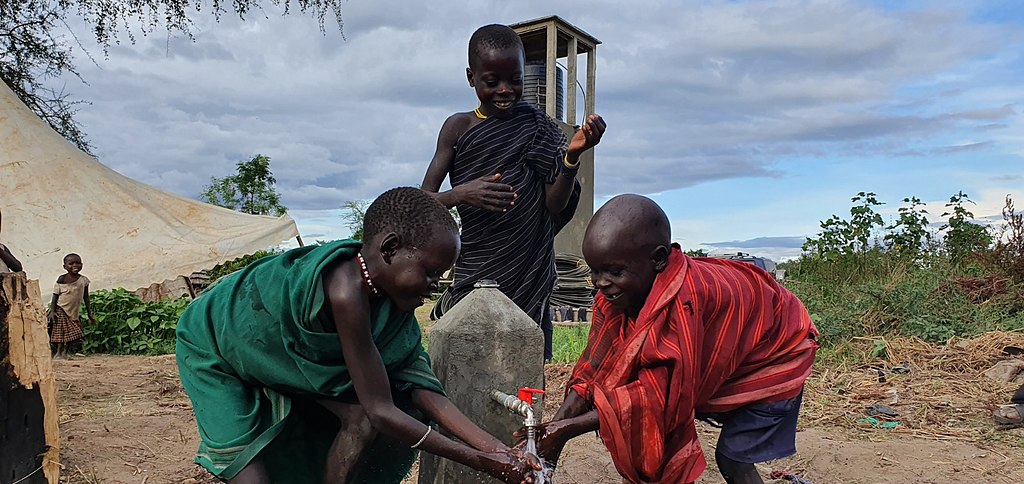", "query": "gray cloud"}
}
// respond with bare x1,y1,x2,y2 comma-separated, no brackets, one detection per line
46,1,1024,210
